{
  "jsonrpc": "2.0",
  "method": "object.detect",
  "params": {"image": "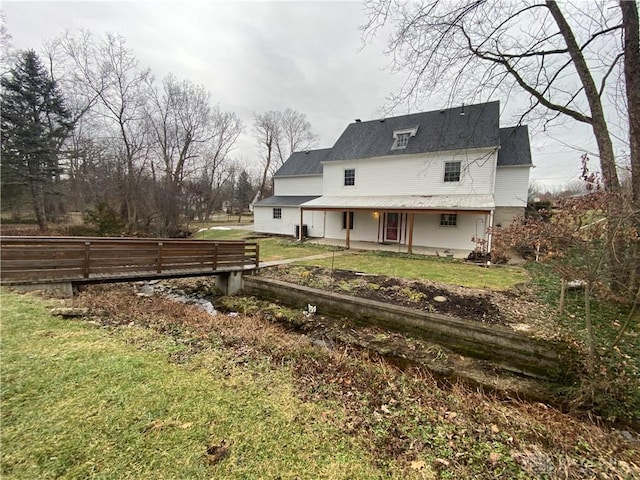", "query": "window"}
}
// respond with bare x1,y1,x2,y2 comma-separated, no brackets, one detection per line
440,214,457,227
272,207,282,219
444,161,461,182
342,211,354,230
344,168,355,186
391,127,418,150
395,132,410,148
